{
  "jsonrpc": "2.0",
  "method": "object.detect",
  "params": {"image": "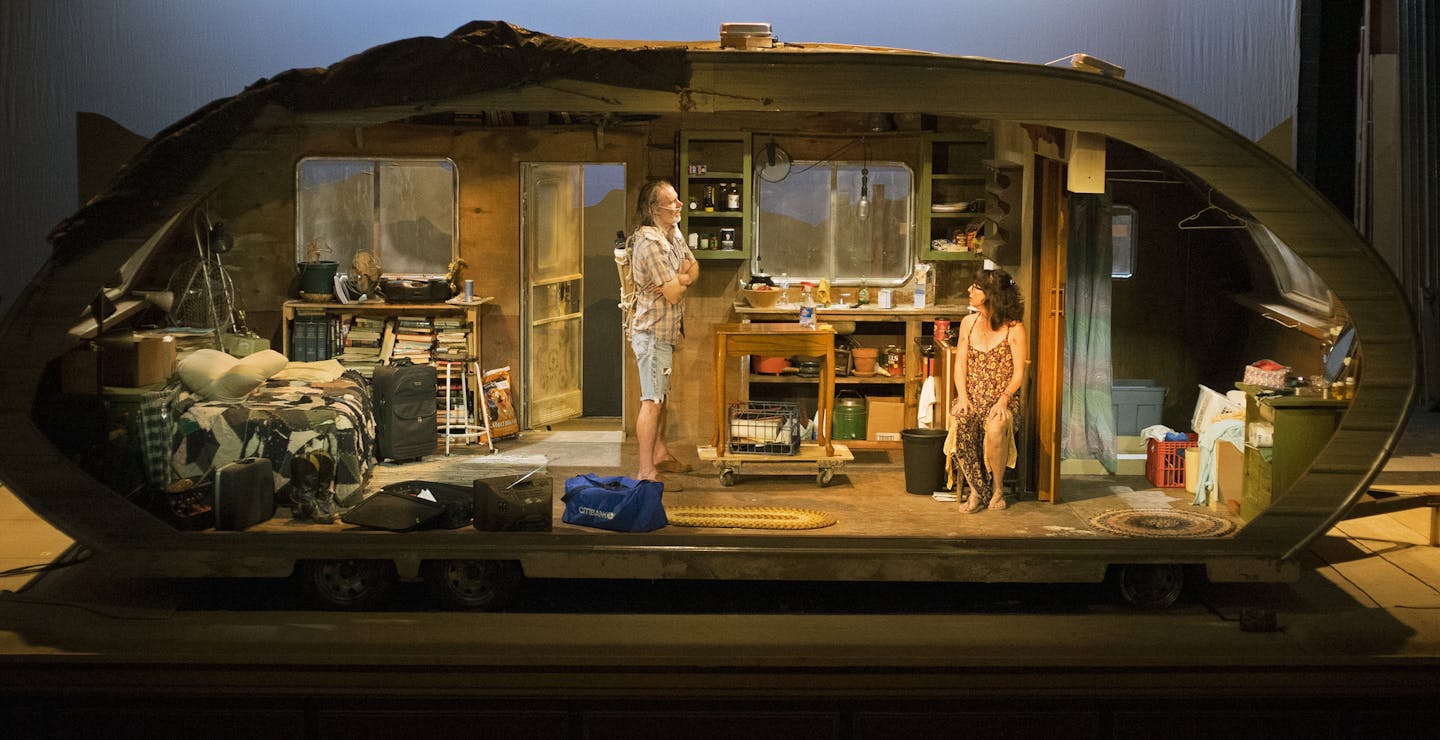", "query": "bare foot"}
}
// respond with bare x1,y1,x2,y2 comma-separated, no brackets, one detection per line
988,493,1008,510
